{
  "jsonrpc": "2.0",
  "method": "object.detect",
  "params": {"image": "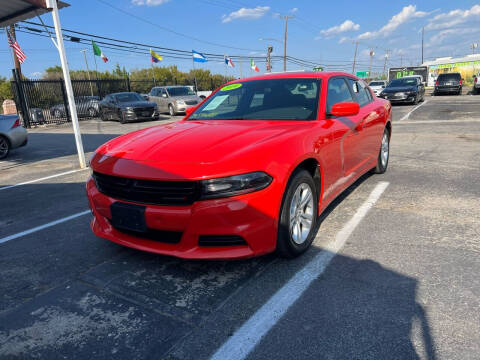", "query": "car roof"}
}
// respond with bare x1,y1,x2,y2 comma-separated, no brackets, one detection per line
109,92,138,96
226,71,357,84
